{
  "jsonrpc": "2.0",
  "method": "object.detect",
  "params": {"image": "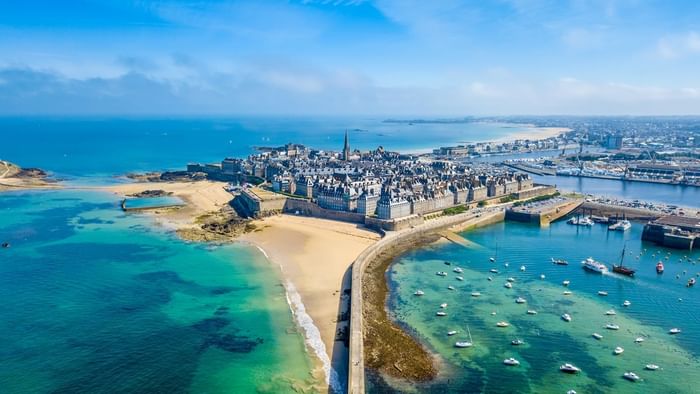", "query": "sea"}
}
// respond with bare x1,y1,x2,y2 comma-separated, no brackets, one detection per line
380,220,700,393
1,116,699,393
